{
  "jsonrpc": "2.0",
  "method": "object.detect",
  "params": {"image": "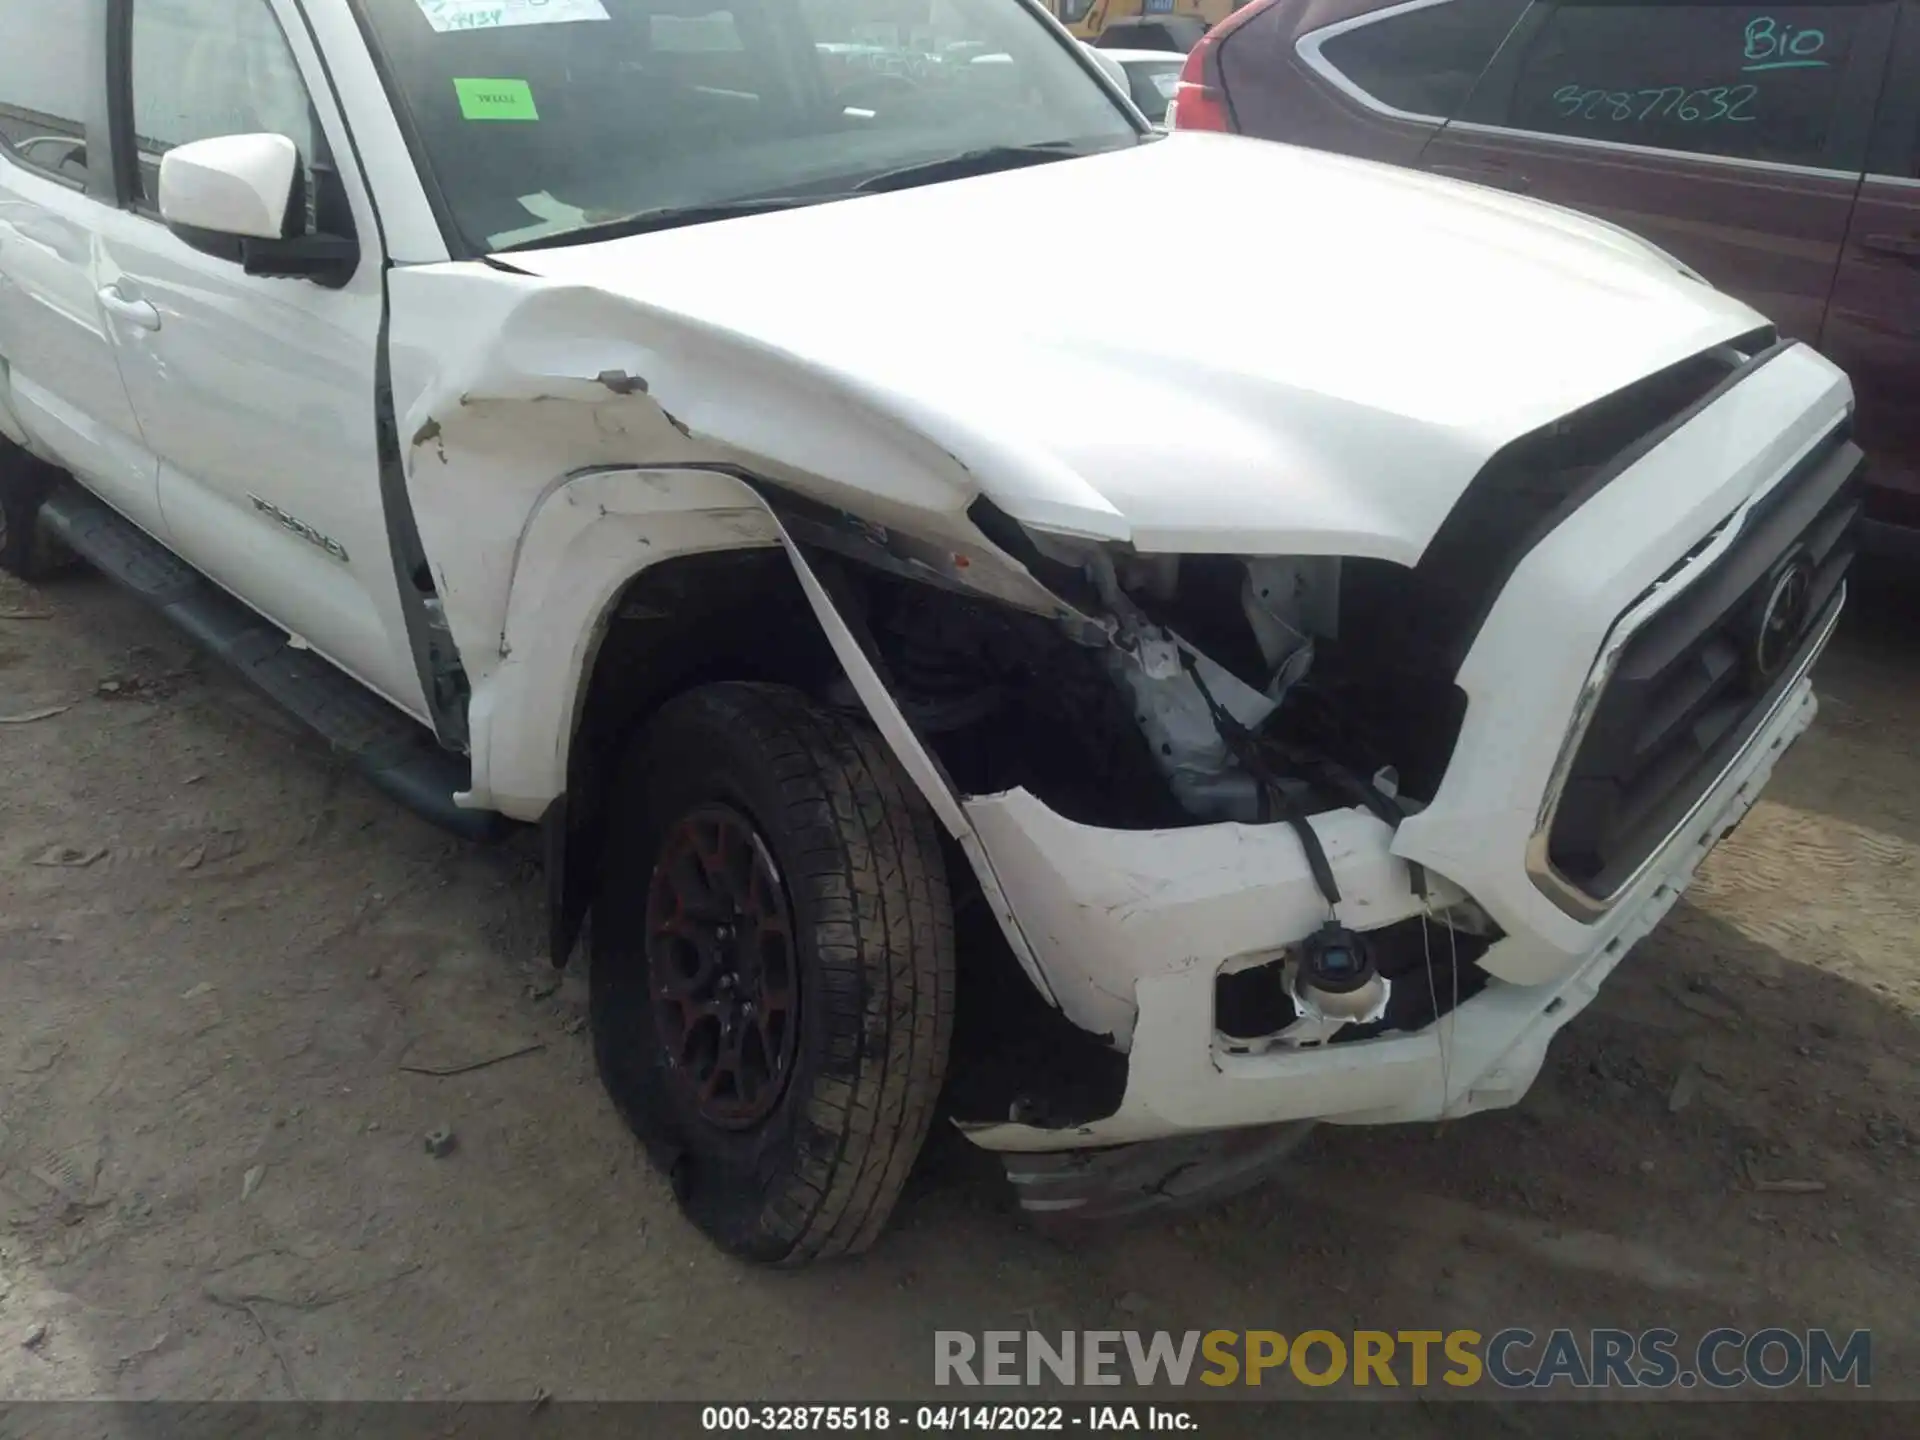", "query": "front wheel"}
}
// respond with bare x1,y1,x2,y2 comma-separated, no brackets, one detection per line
591,682,955,1264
